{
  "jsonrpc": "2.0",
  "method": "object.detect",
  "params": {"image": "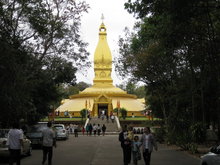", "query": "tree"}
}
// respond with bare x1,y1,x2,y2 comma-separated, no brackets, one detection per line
117,81,146,98
0,0,89,127
0,0,89,66
118,0,220,141
77,82,91,91
80,109,87,120
126,81,136,94
120,108,128,120
58,82,91,99
134,86,145,98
